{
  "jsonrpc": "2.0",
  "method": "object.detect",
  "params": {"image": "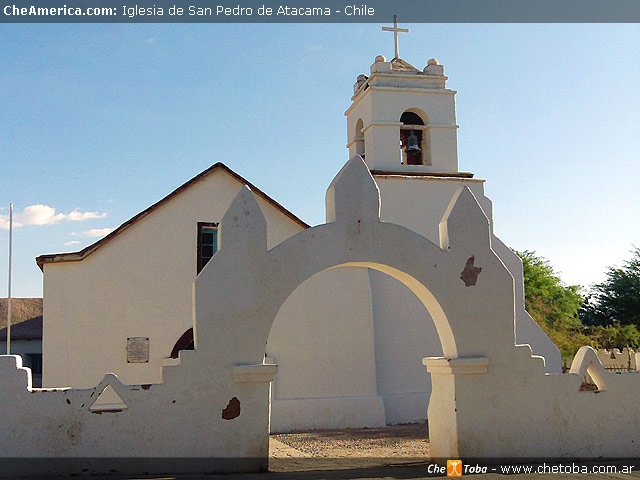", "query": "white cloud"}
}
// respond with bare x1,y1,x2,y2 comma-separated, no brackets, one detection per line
18,204,65,226
73,228,115,238
0,204,107,230
64,240,81,246
66,209,107,222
